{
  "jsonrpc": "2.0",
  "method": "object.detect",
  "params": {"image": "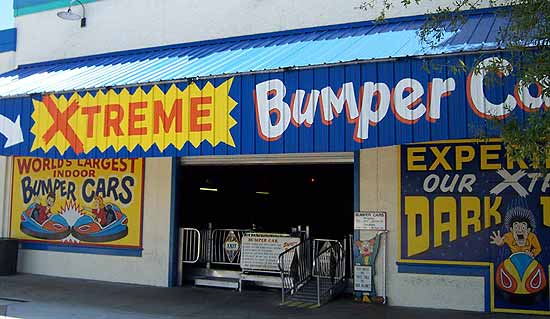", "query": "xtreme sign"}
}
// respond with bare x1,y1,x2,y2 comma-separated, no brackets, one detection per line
0,55,548,159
